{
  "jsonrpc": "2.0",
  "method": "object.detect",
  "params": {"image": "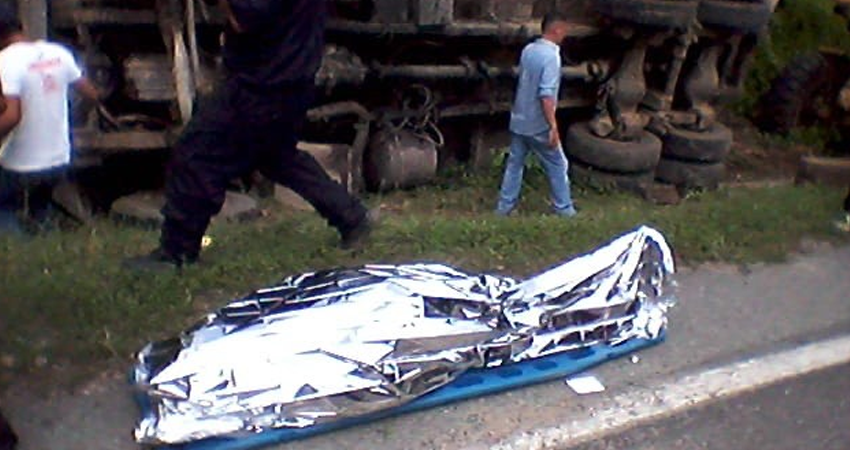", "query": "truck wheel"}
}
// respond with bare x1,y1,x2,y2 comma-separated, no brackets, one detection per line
593,0,699,29
655,158,725,190
660,123,733,164
570,162,655,193
697,0,773,32
758,52,839,134
796,156,850,187
565,122,663,174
